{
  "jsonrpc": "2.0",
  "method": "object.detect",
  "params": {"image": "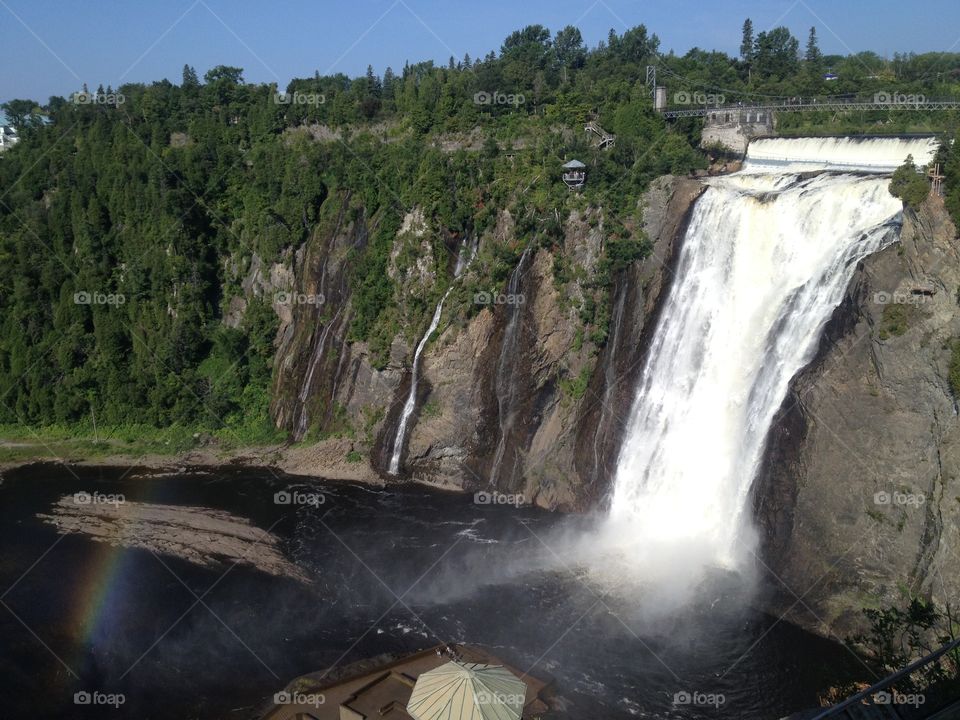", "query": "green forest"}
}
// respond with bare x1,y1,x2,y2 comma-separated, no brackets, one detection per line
1,19,960,448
